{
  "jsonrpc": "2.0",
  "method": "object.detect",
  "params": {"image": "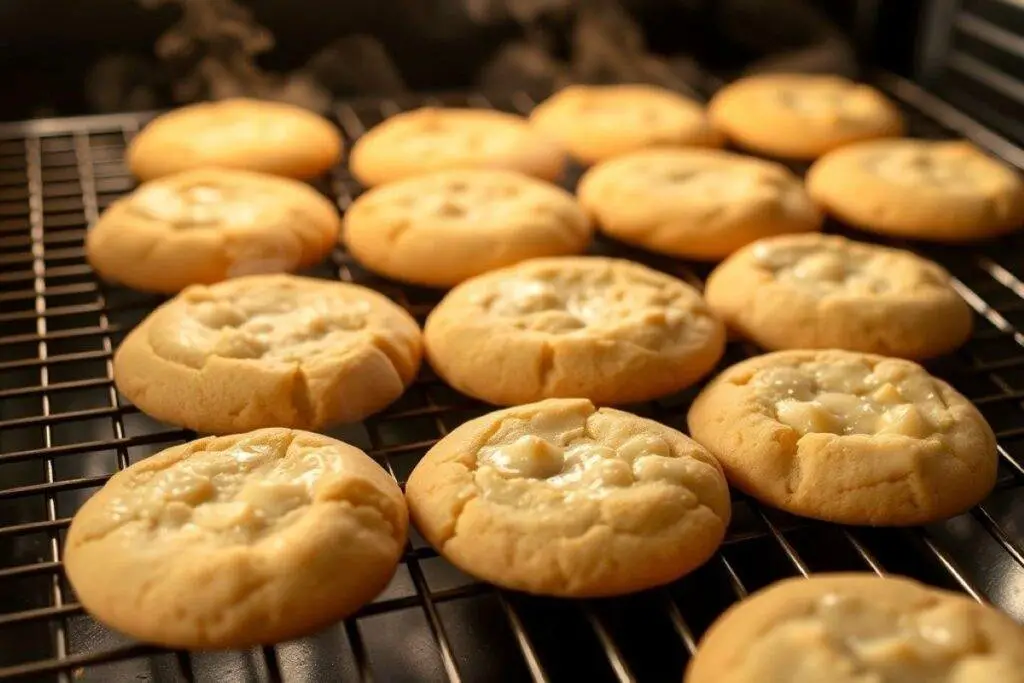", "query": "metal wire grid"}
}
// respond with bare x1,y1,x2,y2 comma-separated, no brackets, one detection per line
1,76,1024,682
